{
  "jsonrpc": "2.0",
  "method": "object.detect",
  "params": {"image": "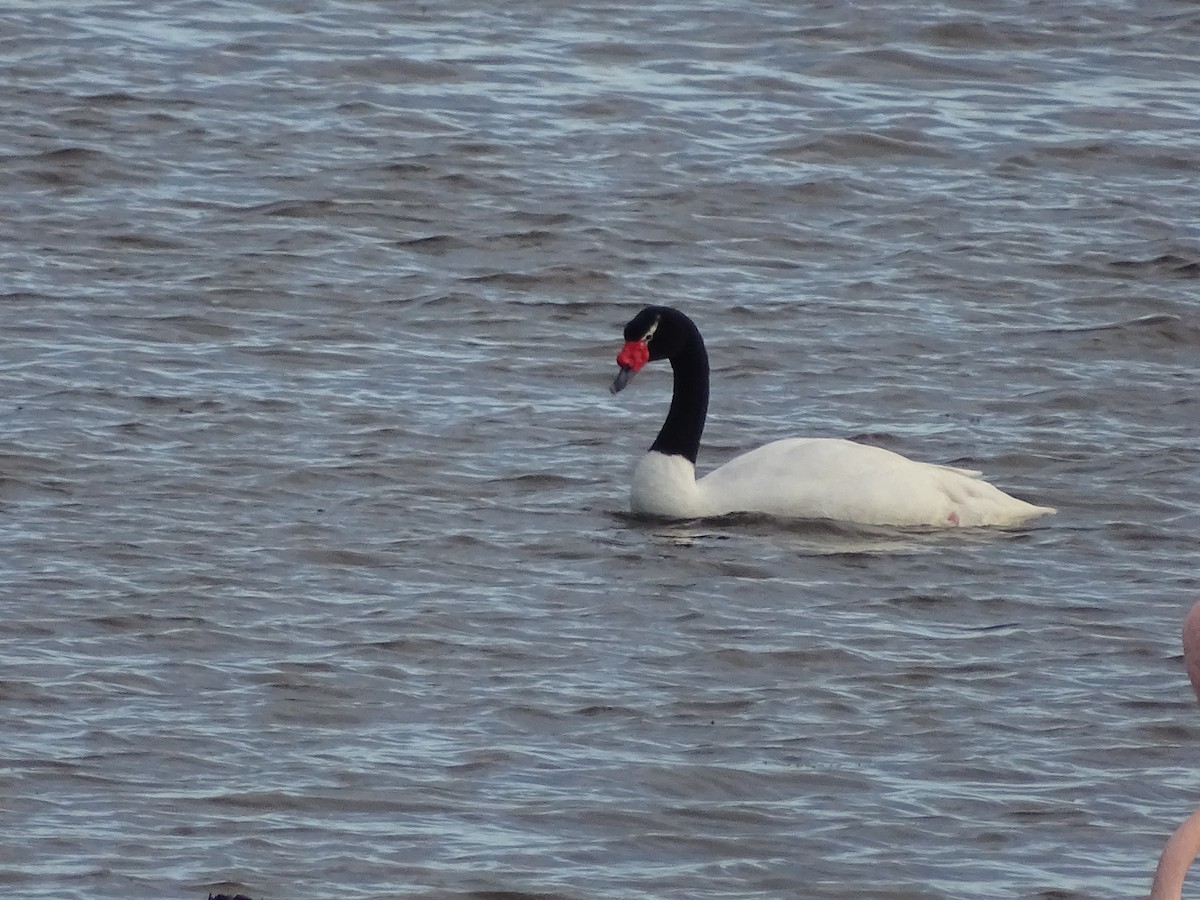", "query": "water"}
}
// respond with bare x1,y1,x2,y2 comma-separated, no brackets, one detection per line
2,2,1200,898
